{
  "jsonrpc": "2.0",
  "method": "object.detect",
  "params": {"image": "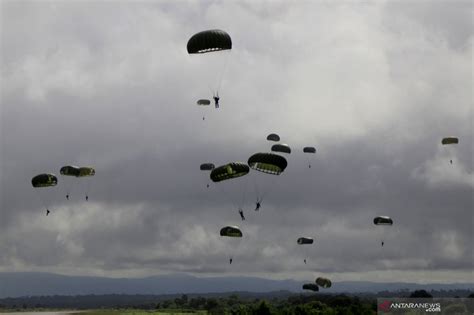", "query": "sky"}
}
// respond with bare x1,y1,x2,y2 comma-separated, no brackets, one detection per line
0,0,472,284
